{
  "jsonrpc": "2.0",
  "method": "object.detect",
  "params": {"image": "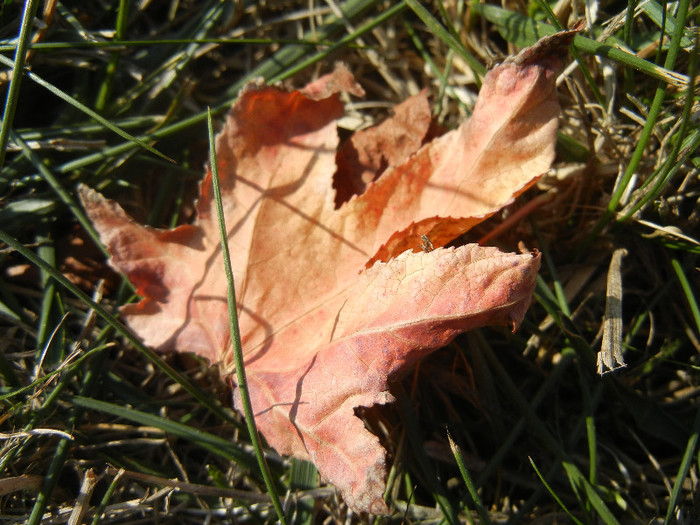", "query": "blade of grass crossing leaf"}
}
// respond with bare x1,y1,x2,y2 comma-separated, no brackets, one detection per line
587,0,691,240
529,457,585,525
0,0,40,169
207,109,288,524
448,433,491,525
0,227,239,427
0,54,173,164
